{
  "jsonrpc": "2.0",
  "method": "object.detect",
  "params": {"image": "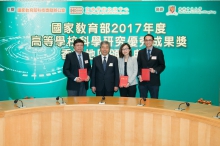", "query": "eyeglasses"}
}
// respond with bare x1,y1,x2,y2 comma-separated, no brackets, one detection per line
122,48,129,51
144,40,153,42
